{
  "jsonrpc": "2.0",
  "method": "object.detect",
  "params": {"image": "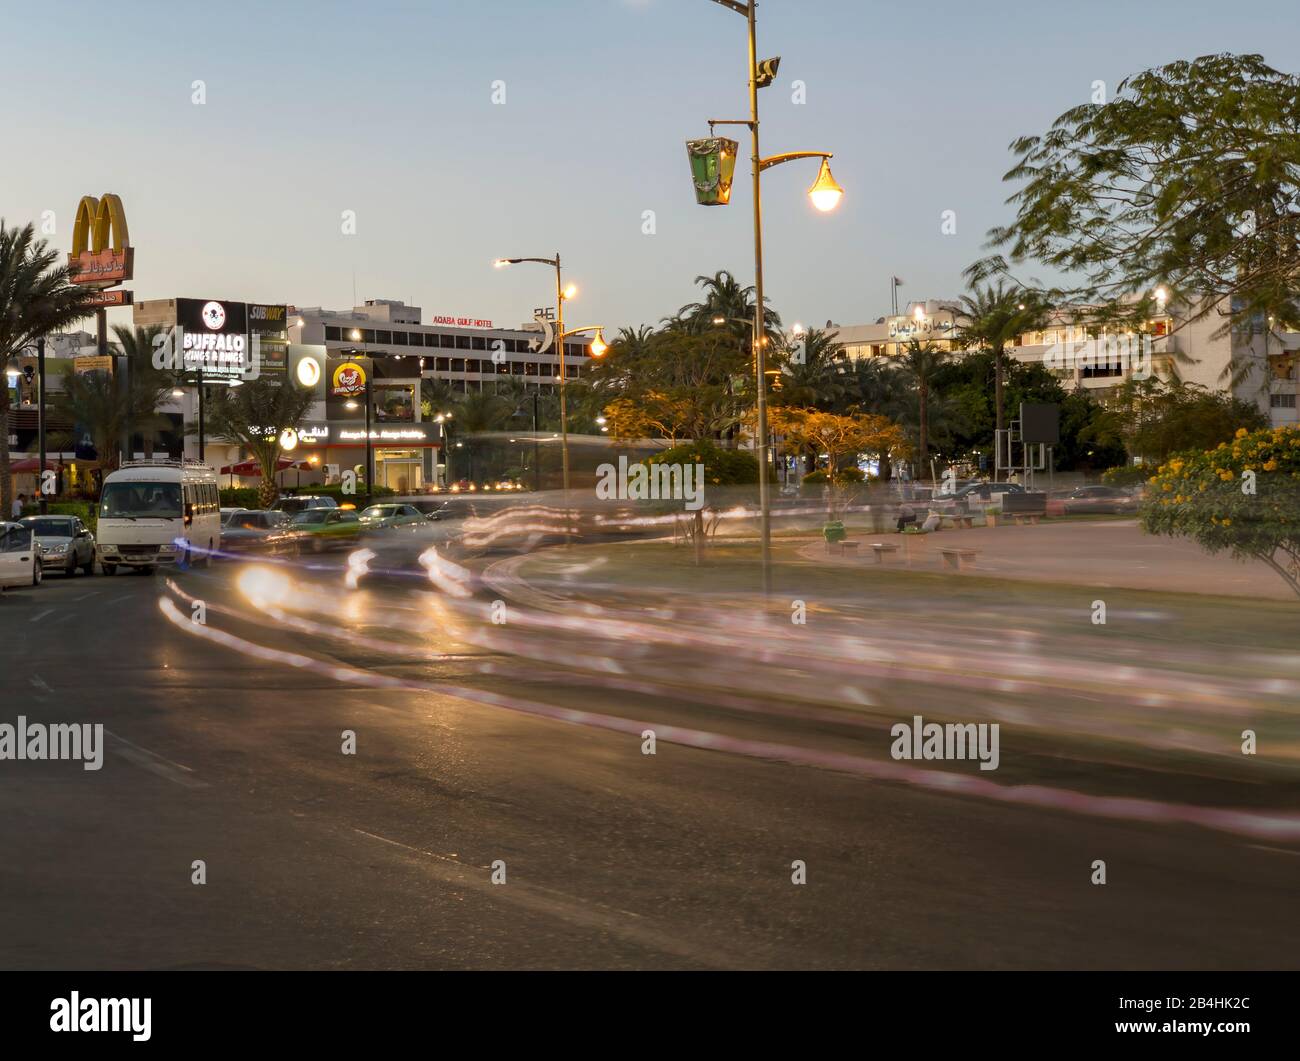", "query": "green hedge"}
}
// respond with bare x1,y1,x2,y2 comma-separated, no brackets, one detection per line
1101,464,1152,488
802,467,867,484
219,487,262,509
645,440,772,485
303,482,396,502
219,483,398,510
42,500,99,536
